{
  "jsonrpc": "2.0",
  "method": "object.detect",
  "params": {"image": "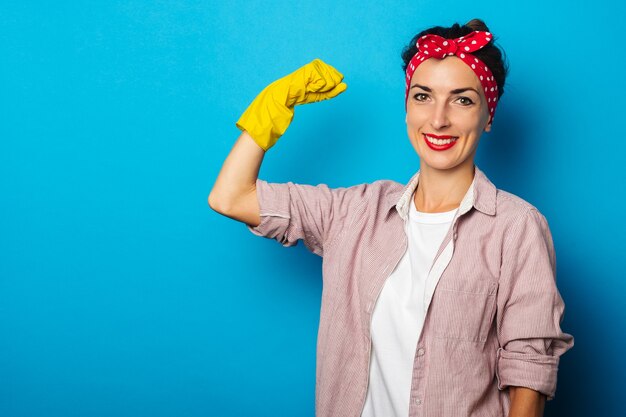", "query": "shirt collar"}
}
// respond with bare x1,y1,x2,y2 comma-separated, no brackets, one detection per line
387,164,497,221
